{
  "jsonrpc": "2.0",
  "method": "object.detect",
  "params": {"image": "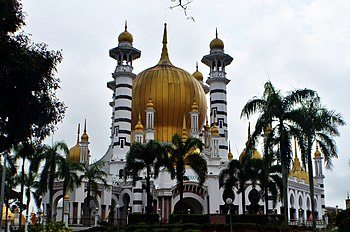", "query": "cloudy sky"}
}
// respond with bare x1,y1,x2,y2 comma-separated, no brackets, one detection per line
22,0,350,208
